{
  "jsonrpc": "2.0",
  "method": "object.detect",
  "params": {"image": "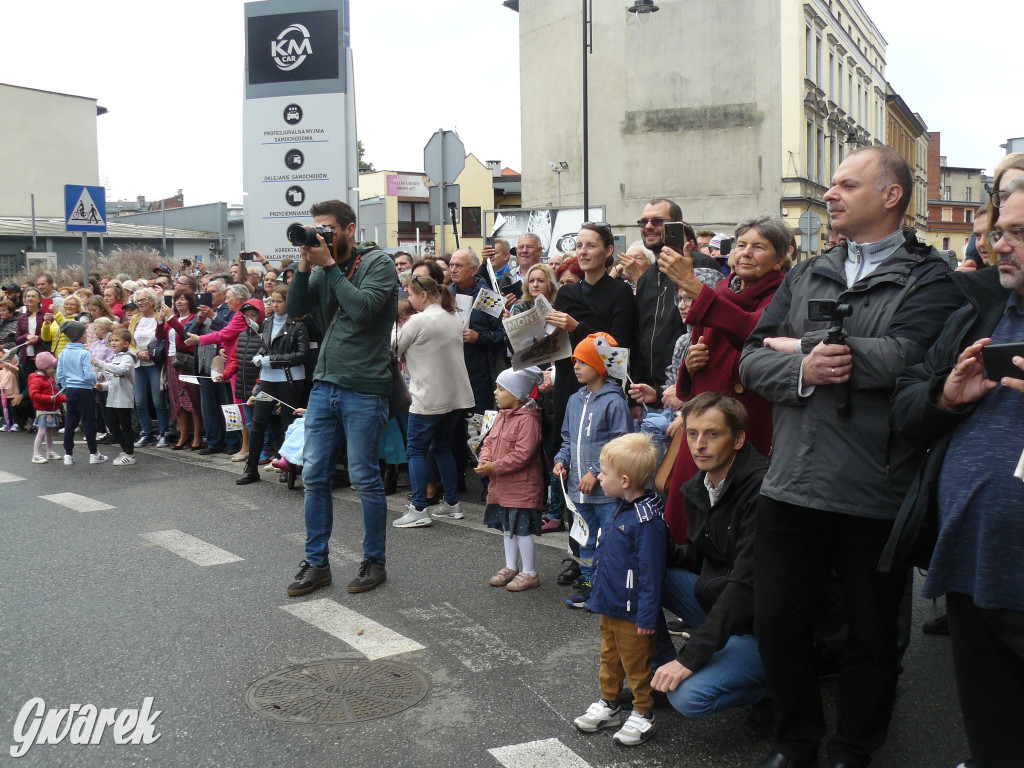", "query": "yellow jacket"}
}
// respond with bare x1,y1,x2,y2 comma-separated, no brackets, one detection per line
40,311,71,357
